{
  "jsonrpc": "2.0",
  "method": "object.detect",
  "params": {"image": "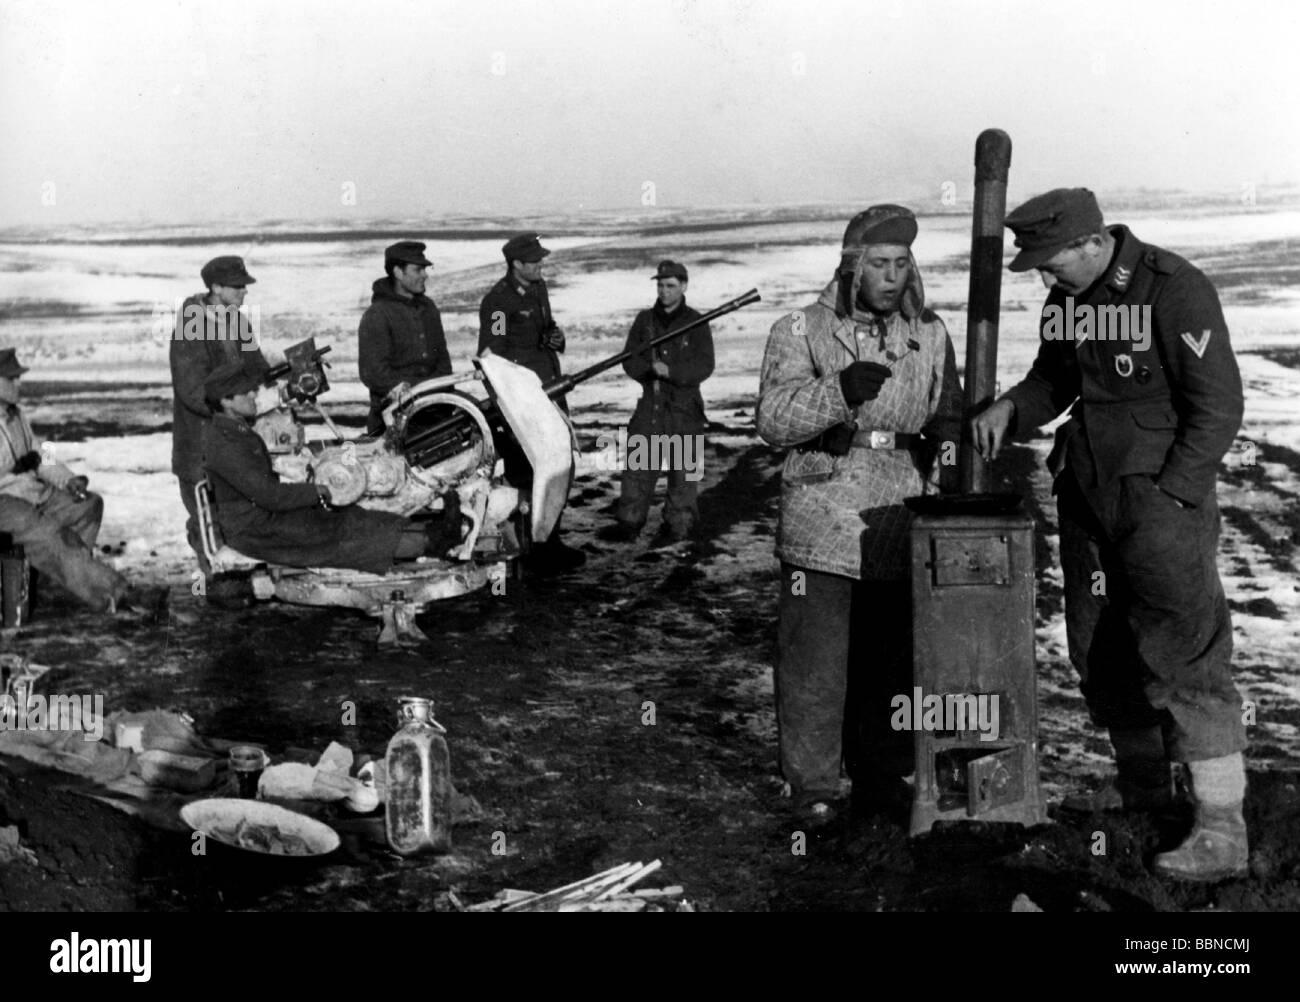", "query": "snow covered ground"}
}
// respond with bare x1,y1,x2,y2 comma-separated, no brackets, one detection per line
2,196,1297,770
